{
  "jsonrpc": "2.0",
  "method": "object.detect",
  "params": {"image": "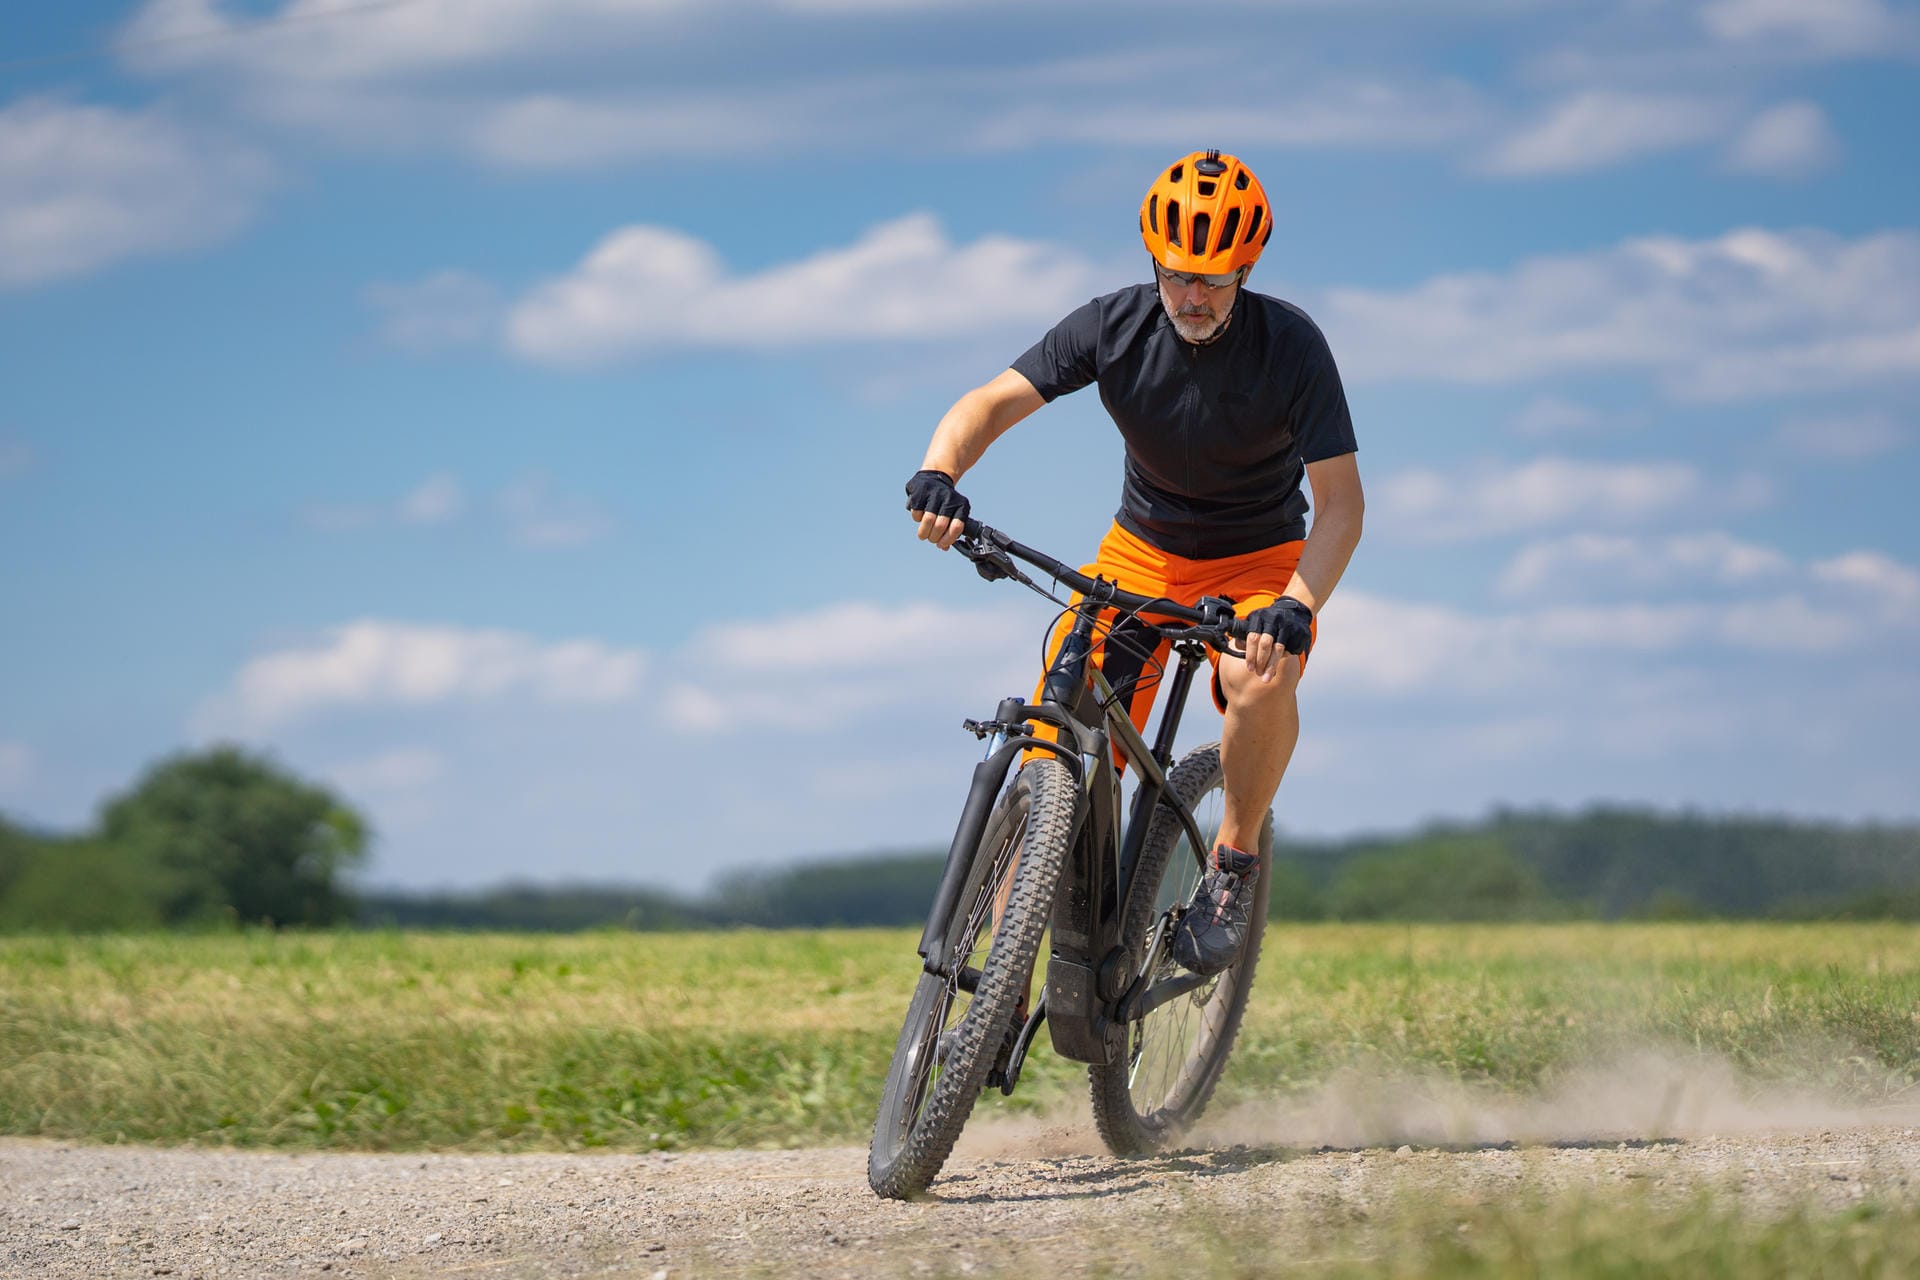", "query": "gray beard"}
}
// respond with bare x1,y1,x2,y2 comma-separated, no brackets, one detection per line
1169,307,1231,345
